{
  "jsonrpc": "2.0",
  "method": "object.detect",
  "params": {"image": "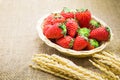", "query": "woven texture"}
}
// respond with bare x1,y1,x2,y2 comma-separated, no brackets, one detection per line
0,0,120,80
